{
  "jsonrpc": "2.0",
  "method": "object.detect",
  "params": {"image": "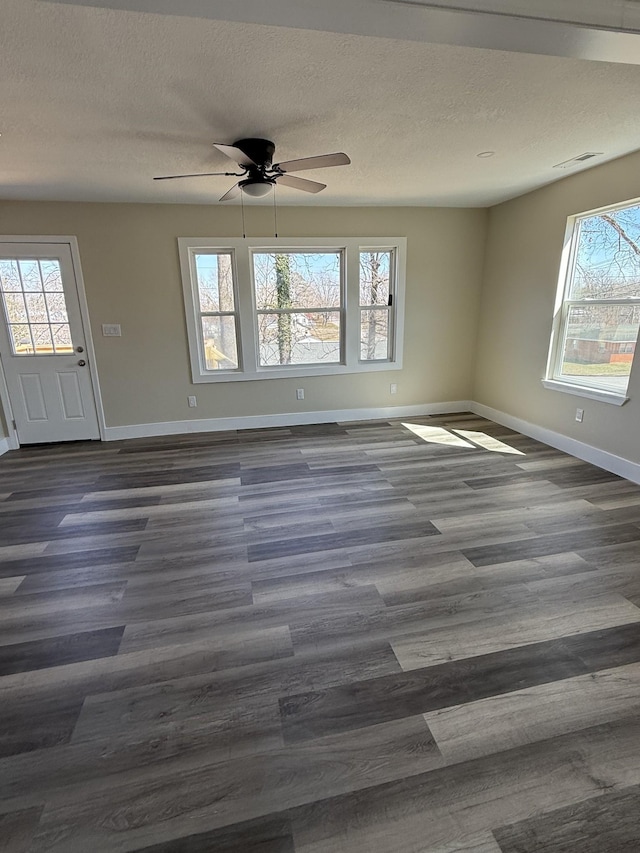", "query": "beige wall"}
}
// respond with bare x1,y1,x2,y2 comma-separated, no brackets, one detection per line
0,202,487,430
474,149,640,465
